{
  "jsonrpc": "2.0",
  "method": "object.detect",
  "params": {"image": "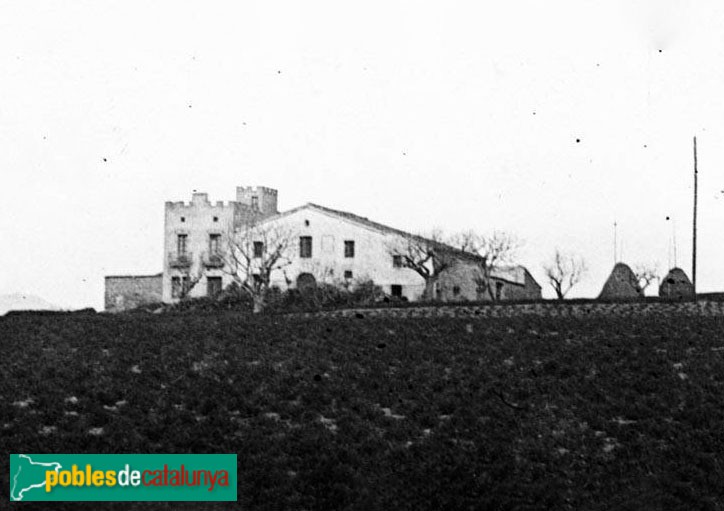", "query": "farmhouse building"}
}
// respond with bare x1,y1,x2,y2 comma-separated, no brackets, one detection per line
105,186,541,310
437,261,541,302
